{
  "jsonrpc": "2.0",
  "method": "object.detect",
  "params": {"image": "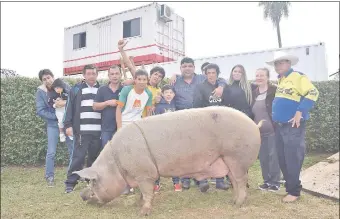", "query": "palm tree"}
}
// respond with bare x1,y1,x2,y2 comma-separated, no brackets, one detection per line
258,2,291,48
